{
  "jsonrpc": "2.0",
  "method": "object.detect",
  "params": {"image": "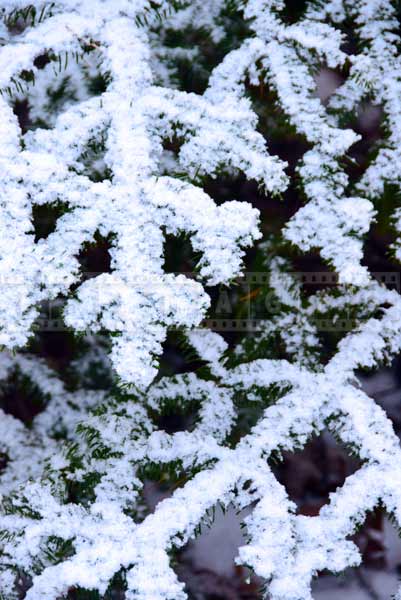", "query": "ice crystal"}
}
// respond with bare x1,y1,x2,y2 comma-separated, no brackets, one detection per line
1,1,401,599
